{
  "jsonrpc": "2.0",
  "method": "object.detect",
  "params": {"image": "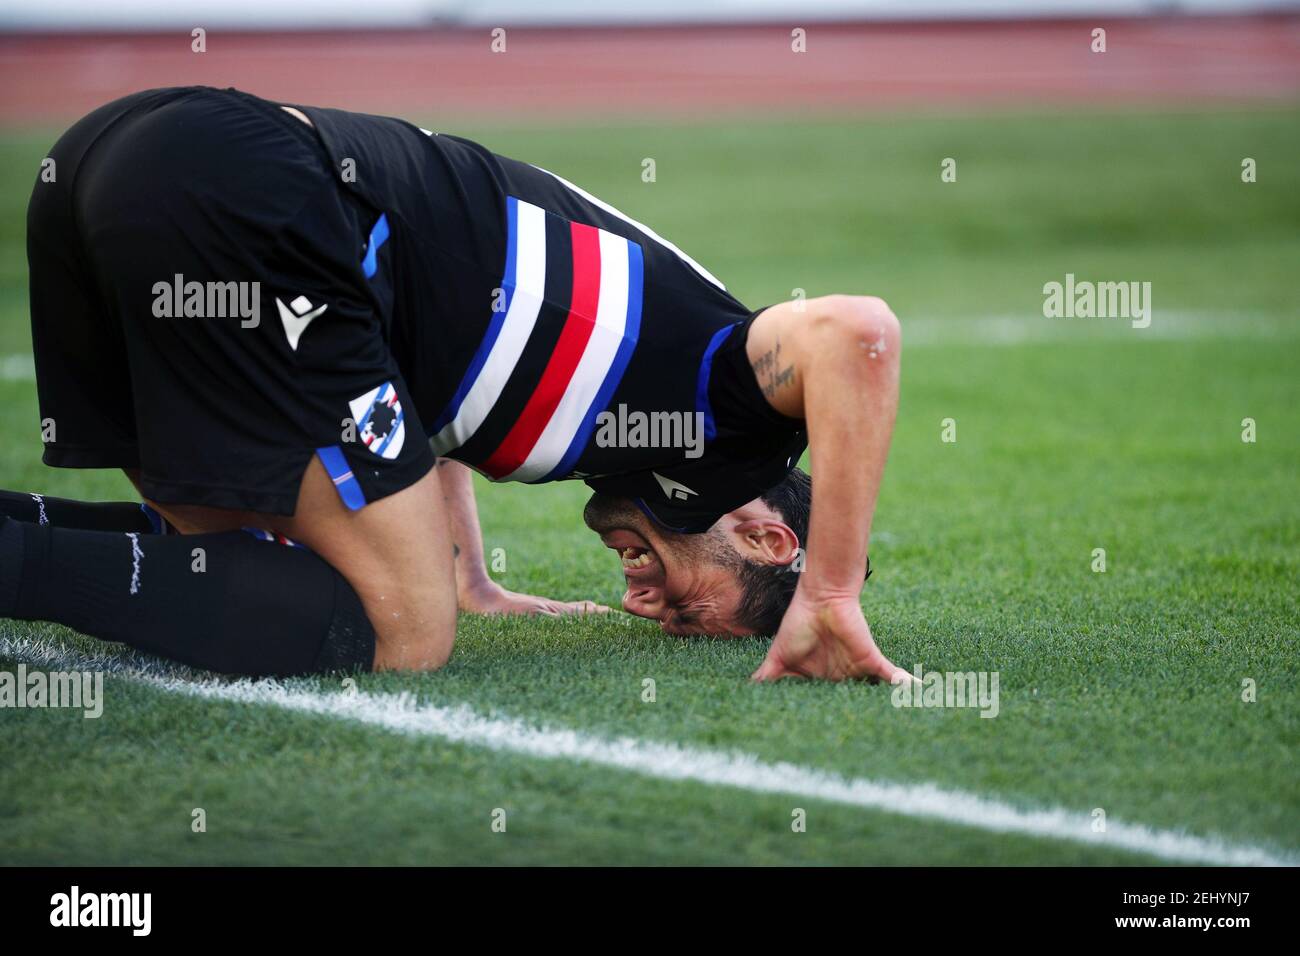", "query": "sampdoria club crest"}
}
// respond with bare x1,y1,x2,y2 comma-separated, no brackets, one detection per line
348,381,406,459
